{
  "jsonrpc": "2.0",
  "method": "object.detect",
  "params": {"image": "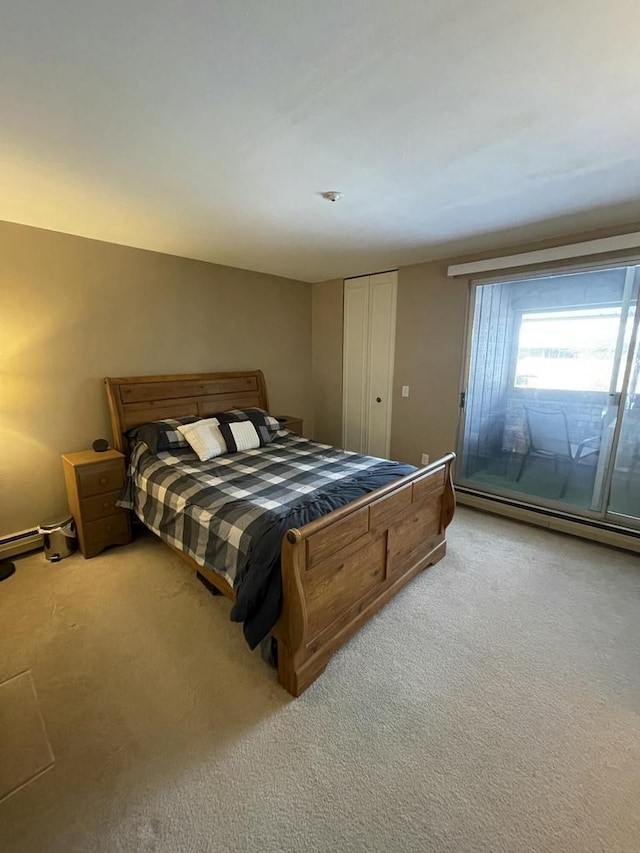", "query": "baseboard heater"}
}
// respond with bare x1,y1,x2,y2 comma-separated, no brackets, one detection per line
455,487,640,554
0,528,43,560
